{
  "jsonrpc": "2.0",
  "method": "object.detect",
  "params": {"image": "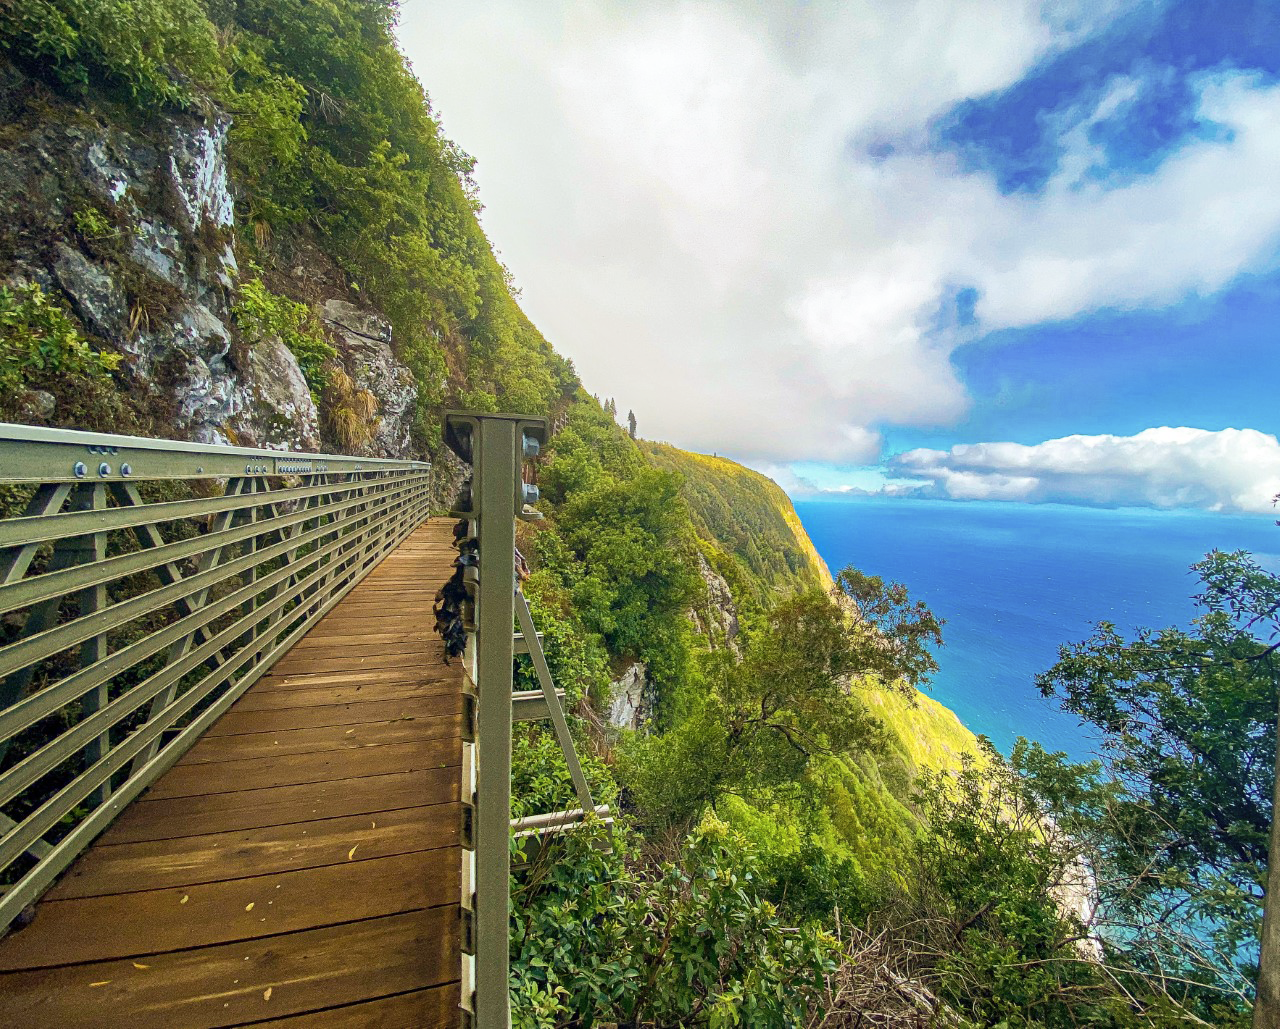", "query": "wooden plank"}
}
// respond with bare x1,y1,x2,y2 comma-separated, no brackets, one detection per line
0,850,460,969
229,681,447,712
289,631,434,649
206,694,462,736
107,767,460,844
0,907,459,1028
285,626,437,639
273,644,445,666
251,984,459,1028
182,713,461,765
253,669,463,693
48,803,461,900
269,657,445,677
142,738,460,801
